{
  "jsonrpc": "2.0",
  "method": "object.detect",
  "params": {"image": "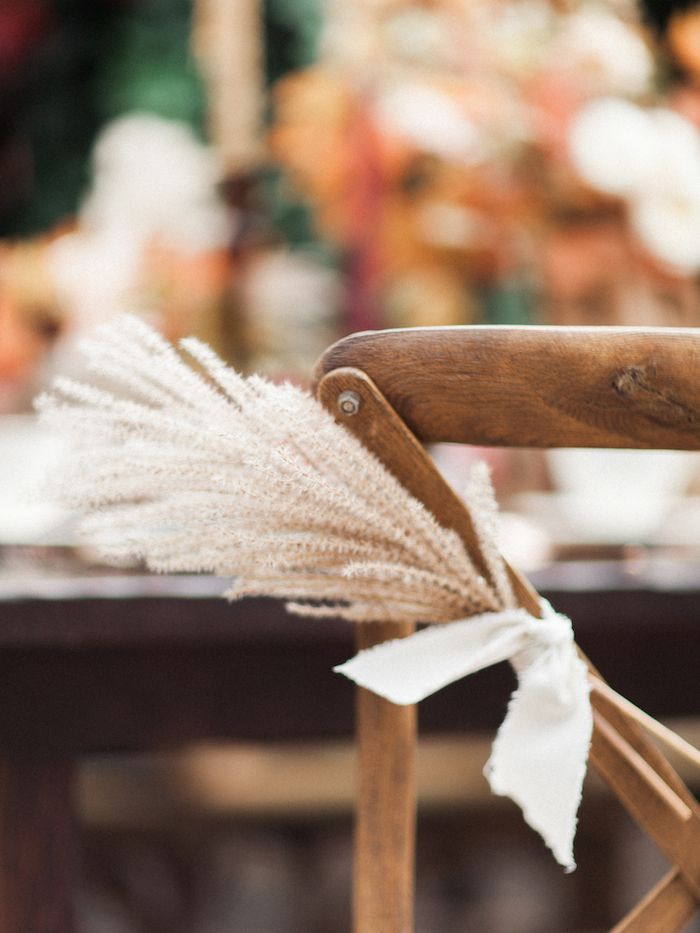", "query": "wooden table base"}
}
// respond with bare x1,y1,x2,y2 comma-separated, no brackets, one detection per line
0,759,77,933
